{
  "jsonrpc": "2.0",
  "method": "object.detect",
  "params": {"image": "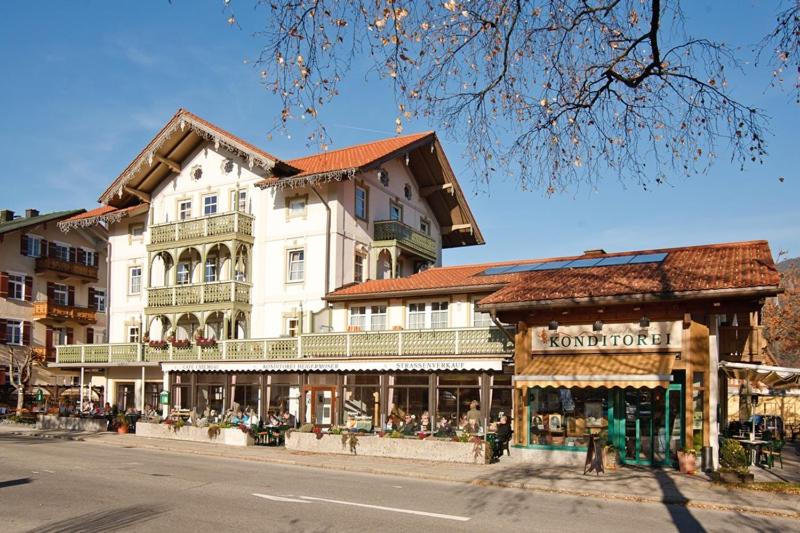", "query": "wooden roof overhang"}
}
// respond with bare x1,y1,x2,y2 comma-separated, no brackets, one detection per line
98,109,298,208
258,134,484,249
